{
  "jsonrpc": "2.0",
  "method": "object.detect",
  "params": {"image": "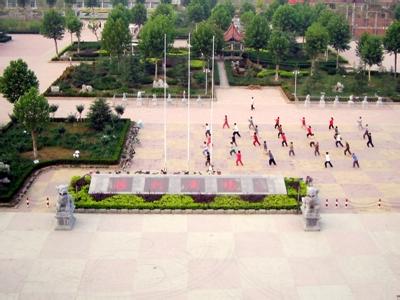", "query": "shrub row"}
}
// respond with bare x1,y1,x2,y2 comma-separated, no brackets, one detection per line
0,18,41,34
